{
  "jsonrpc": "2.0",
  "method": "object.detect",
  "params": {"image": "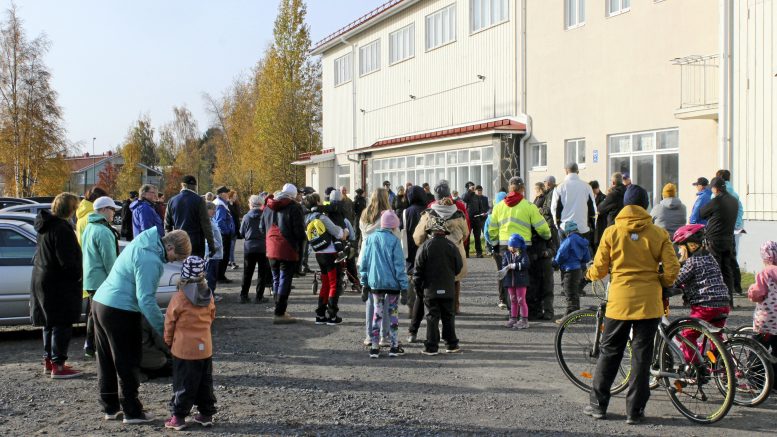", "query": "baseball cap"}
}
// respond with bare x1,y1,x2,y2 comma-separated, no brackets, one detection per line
622,172,631,179
216,186,230,194
182,175,197,185
692,177,709,187
93,196,121,211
